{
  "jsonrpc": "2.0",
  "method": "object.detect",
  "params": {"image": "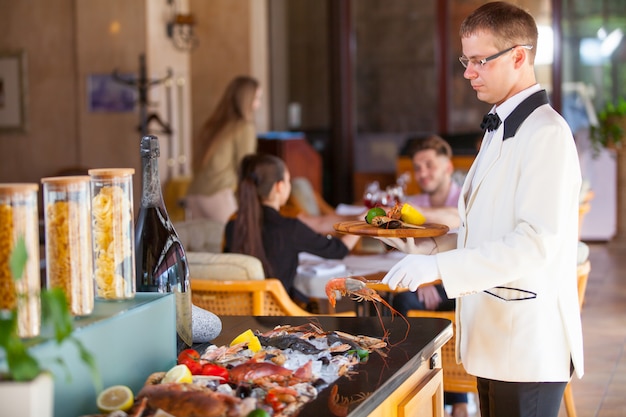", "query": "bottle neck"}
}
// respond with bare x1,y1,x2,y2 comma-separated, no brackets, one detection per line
141,154,164,208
